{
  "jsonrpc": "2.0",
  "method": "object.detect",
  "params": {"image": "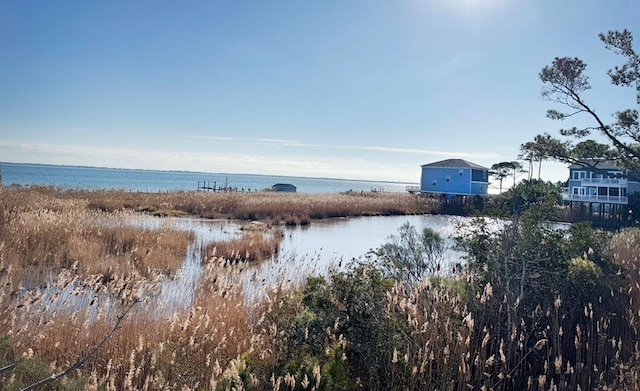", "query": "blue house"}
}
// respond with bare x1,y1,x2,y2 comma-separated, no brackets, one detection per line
562,161,640,206
420,159,489,196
